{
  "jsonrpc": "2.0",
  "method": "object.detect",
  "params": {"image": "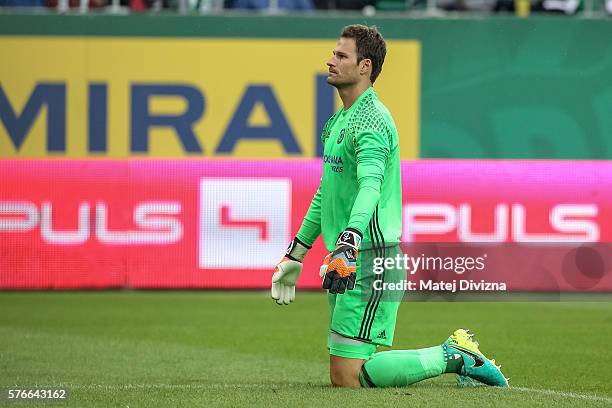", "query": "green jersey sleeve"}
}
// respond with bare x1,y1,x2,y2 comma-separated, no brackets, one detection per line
295,111,342,246
346,128,390,234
